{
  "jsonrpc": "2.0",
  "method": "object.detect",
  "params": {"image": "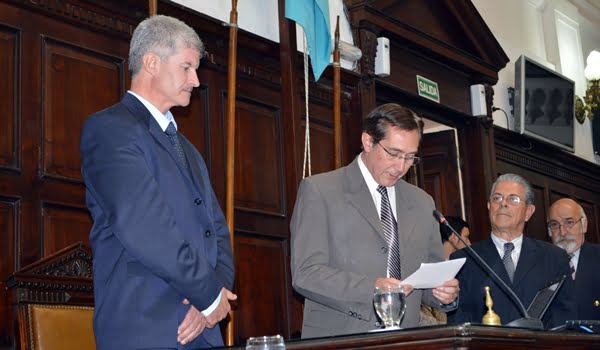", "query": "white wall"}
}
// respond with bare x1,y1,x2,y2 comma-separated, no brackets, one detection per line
174,0,599,163
472,0,600,163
